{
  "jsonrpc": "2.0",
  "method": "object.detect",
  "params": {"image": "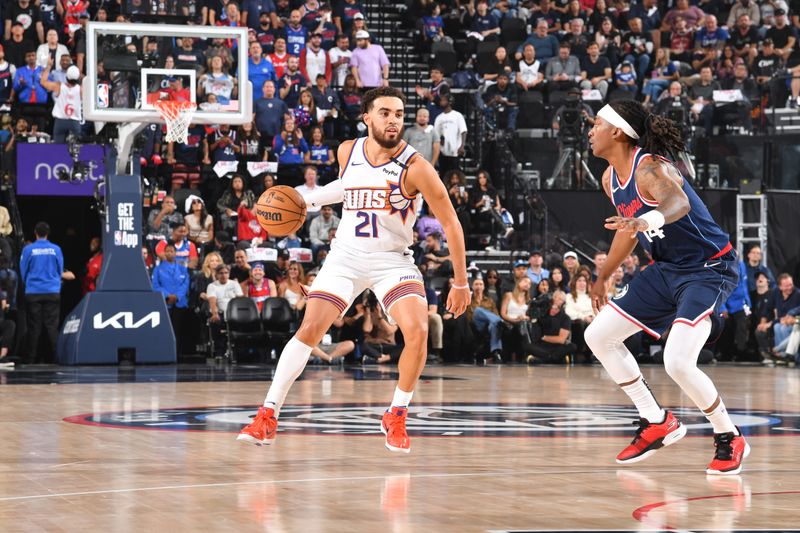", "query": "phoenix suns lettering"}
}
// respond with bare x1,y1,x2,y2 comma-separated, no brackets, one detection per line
343,188,391,210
